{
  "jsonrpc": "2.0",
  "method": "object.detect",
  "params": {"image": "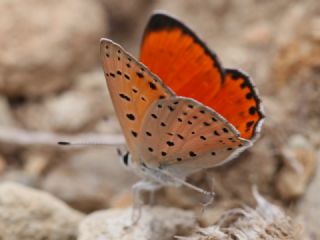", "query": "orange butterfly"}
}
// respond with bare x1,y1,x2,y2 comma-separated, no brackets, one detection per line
100,12,264,195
